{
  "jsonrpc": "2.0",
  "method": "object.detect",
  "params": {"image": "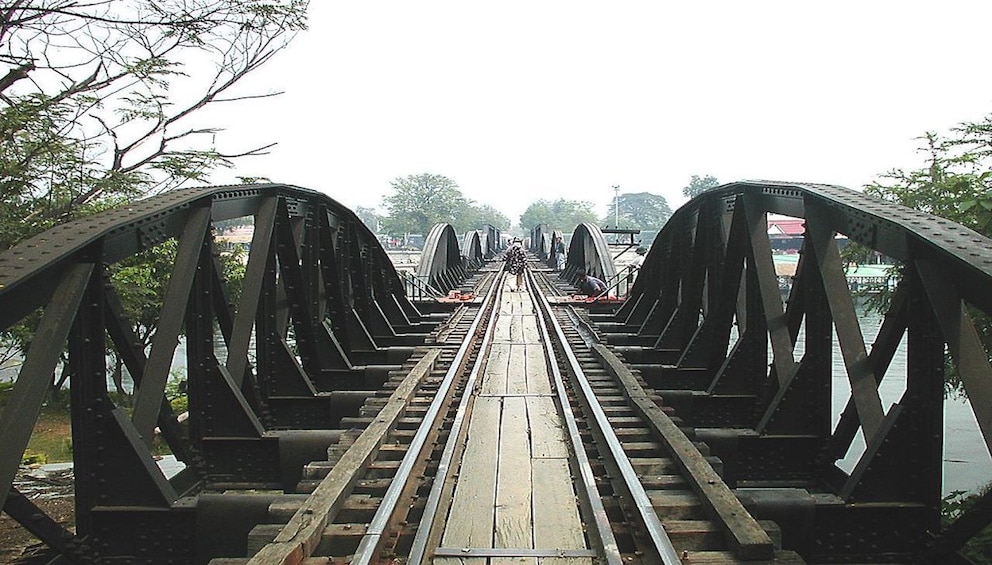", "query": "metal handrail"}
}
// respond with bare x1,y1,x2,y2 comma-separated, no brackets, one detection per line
399,270,443,300
592,265,639,299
